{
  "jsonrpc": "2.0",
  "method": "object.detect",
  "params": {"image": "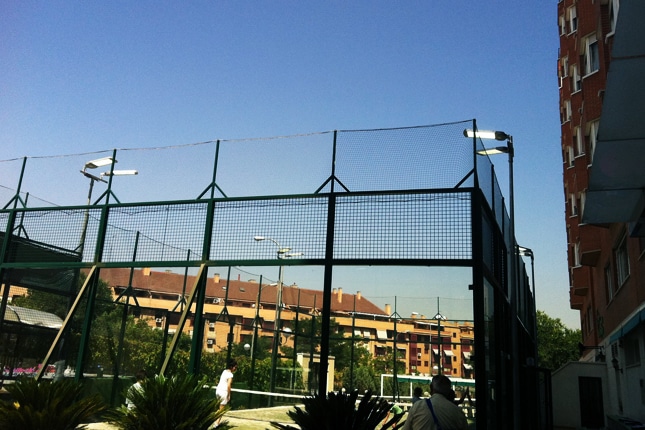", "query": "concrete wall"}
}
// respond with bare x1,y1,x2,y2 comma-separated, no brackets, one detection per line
552,361,609,429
